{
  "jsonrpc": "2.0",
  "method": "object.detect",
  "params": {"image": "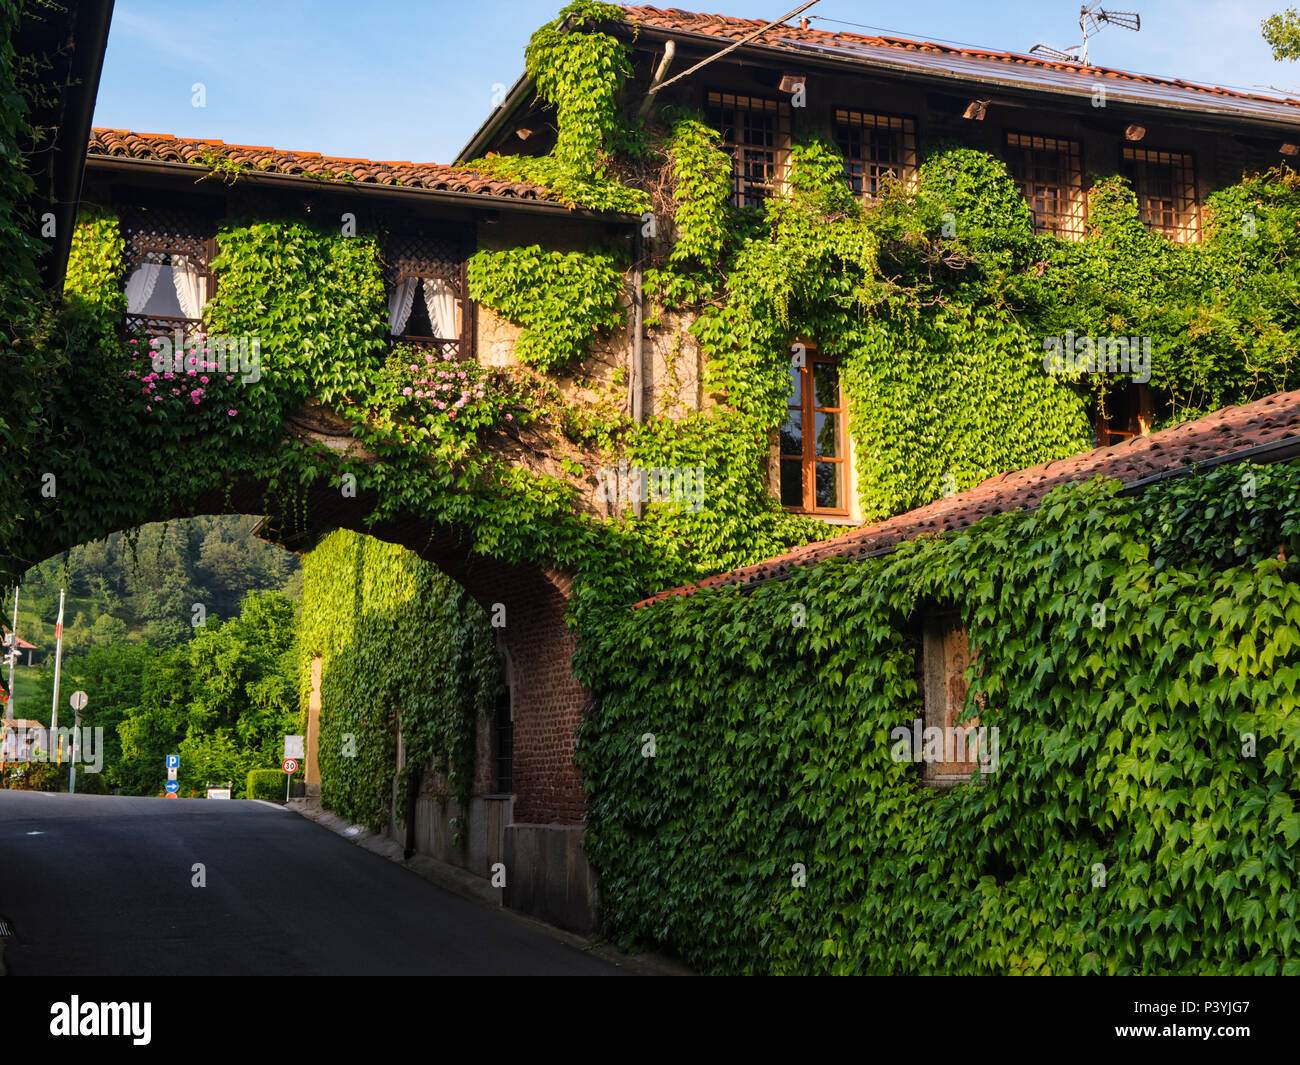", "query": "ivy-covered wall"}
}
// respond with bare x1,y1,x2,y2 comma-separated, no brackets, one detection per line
574,461,1300,974
299,529,500,830
6,0,1300,958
